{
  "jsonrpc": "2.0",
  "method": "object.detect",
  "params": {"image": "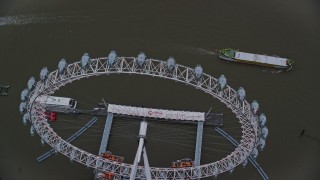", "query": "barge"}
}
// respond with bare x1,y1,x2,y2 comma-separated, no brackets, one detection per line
219,48,294,70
